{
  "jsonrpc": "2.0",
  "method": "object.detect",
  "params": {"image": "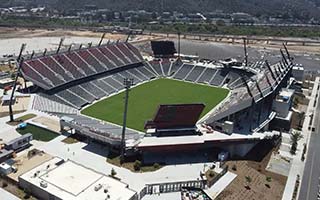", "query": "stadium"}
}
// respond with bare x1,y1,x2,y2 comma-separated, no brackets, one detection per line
16,38,294,163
